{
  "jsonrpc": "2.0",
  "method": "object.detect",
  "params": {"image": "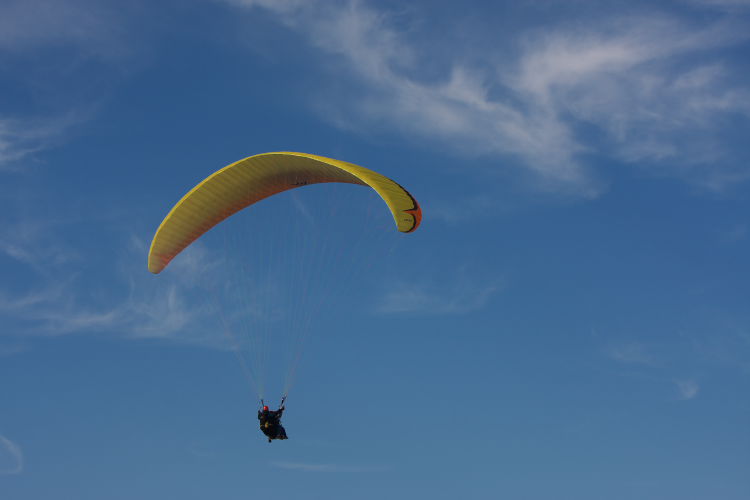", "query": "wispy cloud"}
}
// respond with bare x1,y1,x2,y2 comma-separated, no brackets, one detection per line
271,461,388,473
604,336,708,400
607,341,657,366
675,379,700,400
0,0,125,56
225,1,750,195
690,0,750,8
0,435,23,475
512,18,750,189
0,115,95,171
376,271,500,315
0,213,81,274
0,229,220,344
0,212,132,337
0,342,29,357
0,0,130,170
720,223,748,244
0,115,69,172
0,120,48,170
0,201,366,352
